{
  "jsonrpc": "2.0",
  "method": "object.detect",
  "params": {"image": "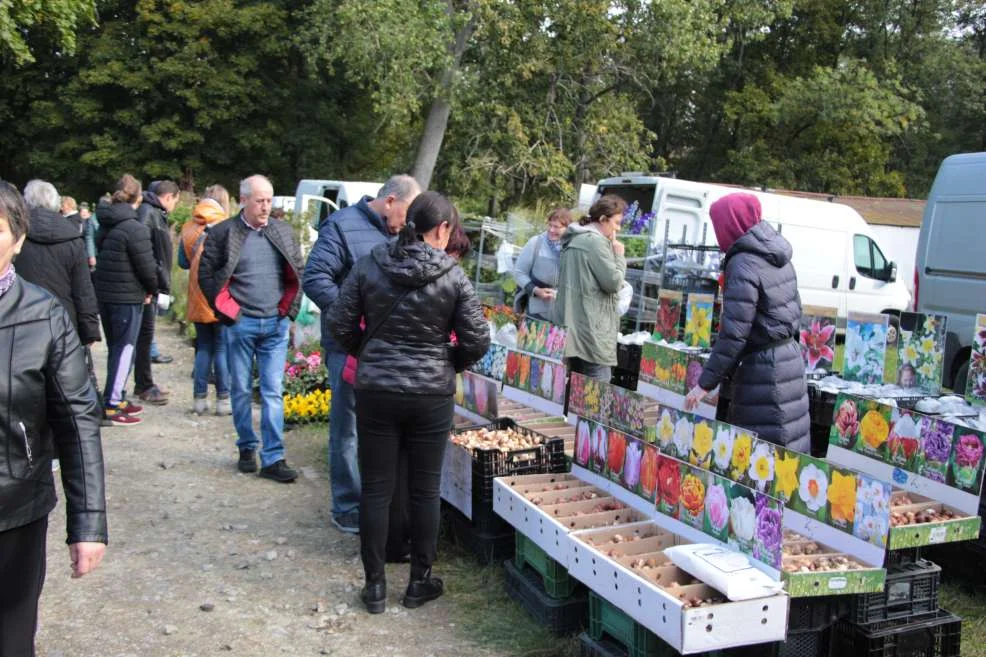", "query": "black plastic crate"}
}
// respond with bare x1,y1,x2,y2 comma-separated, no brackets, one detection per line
809,424,830,458
886,548,923,568
831,610,962,657
850,559,940,624
807,387,837,427
504,558,587,635
447,507,514,564
610,368,639,391
787,596,851,632
616,343,642,374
